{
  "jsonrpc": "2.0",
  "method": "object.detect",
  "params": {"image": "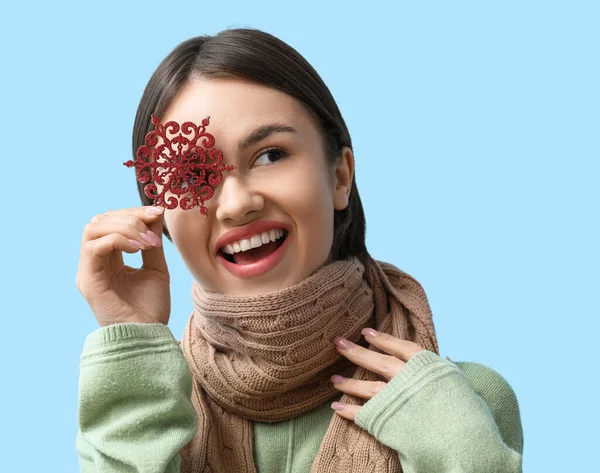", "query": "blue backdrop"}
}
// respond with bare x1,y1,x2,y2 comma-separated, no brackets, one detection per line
2,1,598,471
